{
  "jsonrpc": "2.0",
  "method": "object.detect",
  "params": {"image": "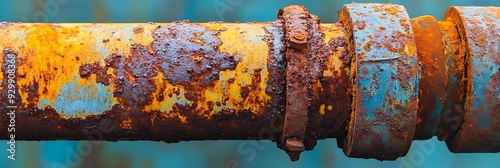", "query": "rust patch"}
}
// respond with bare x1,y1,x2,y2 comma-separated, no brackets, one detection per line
133,27,144,34
78,44,160,108
152,21,238,87
345,108,400,160
396,61,411,90
410,16,447,140
78,62,110,86
106,44,160,108
240,86,250,99
354,20,366,30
